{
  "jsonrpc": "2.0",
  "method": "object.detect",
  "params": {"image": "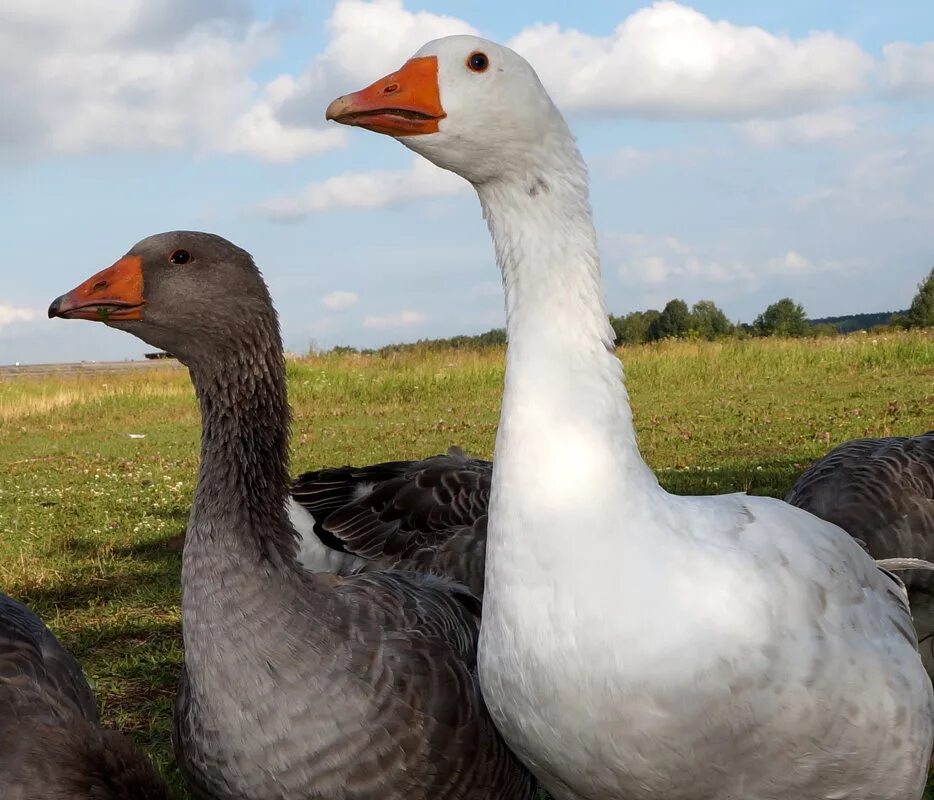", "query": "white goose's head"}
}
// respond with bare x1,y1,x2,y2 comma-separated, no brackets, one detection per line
326,35,570,184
